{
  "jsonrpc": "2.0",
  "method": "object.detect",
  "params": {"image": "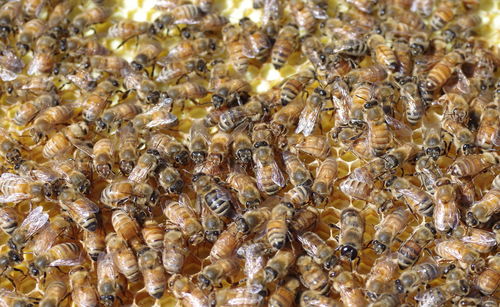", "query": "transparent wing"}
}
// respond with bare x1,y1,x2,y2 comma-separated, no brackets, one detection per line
146,111,178,129
31,225,57,256
0,193,32,203
0,67,18,81
270,160,285,188
309,3,328,19
295,105,320,136
385,114,412,138
97,252,119,279
262,0,281,24
50,256,83,267
461,229,496,248
0,172,28,182
19,206,49,238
